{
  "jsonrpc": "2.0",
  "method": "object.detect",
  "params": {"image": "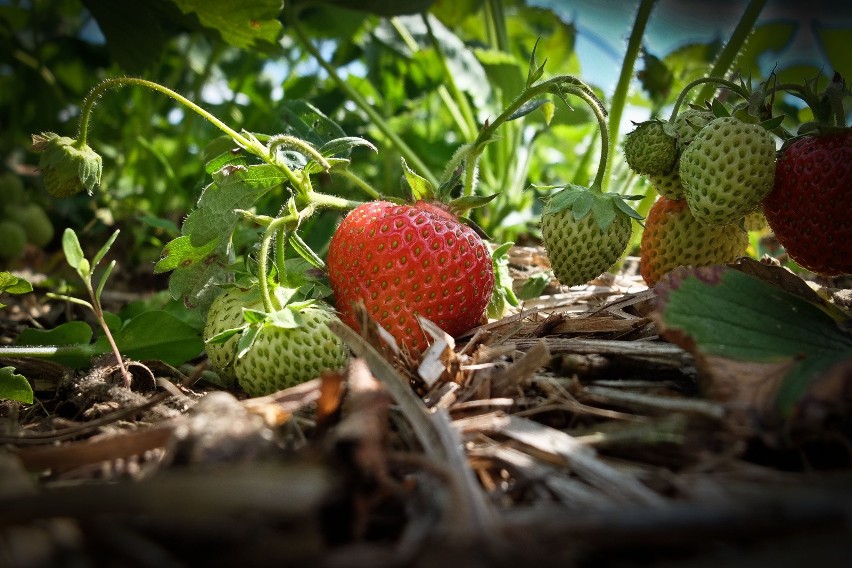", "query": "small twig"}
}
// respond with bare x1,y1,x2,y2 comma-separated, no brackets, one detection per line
582,385,726,420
